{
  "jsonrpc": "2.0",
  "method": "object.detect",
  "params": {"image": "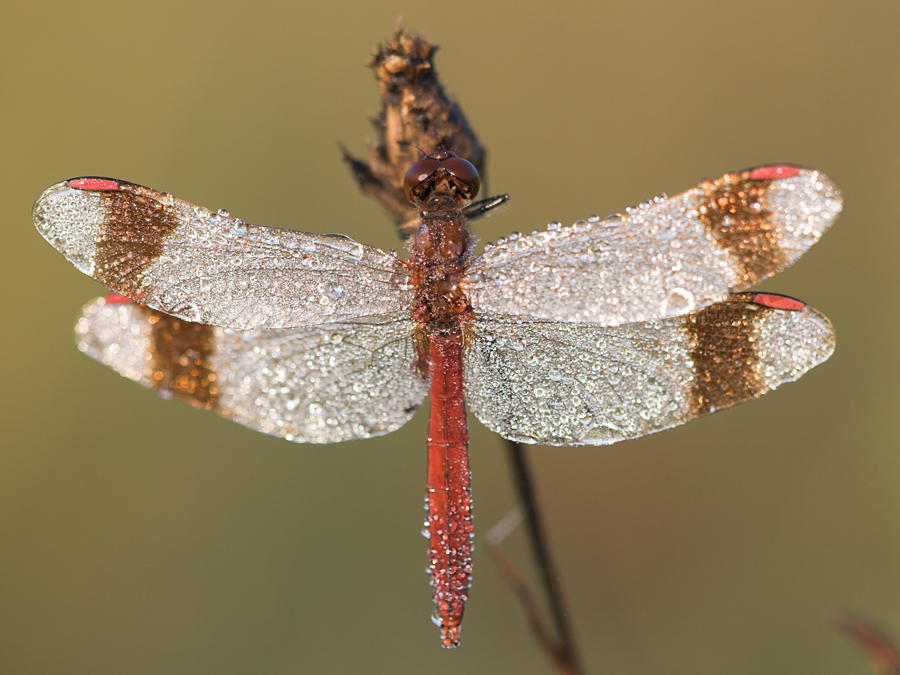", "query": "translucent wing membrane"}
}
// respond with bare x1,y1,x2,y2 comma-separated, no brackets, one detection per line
465,167,841,326
35,179,413,329
76,297,427,443
465,294,835,445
